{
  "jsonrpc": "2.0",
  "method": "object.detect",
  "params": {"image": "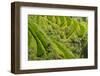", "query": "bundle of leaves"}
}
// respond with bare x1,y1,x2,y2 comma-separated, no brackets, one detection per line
28,15,88,60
